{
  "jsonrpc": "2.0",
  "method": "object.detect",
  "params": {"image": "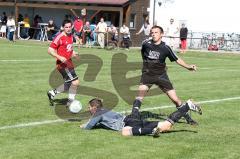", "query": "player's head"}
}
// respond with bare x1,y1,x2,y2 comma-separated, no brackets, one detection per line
150,25,164,43
62,19,73,35
88,98,103,114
